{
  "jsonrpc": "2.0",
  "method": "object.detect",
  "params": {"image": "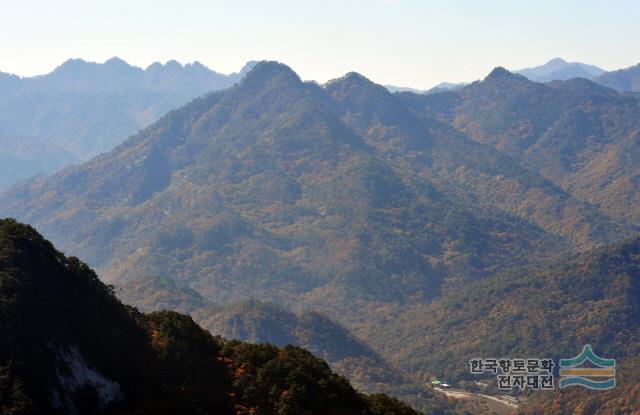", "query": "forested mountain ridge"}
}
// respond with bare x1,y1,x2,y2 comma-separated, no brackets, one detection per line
198,300,441,408
360,235,640,414
398,67,640,226
0,61,580,317
0,218,442,415
325,71,631,249
117,276,454,413
594,62,640,92
0,58,255,189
